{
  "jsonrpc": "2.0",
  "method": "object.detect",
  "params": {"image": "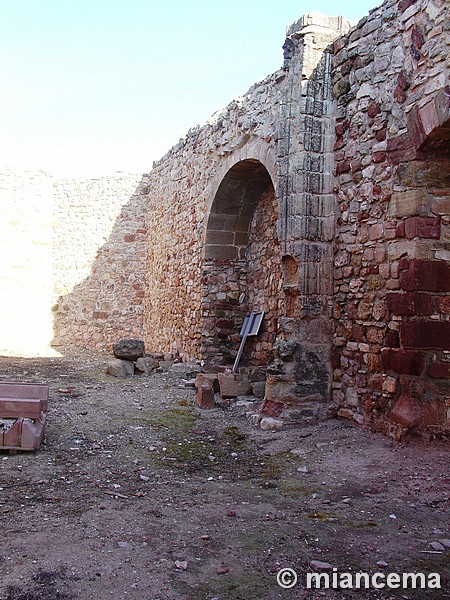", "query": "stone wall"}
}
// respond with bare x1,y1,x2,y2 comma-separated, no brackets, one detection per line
0,1,447,438
145,72,283,361
0,169,146,354
331,0,449,437
52,174,147,351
